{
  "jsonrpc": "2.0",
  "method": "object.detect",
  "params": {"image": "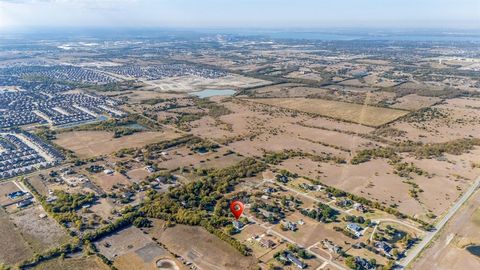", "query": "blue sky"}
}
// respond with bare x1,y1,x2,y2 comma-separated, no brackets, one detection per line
0,0,478,29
